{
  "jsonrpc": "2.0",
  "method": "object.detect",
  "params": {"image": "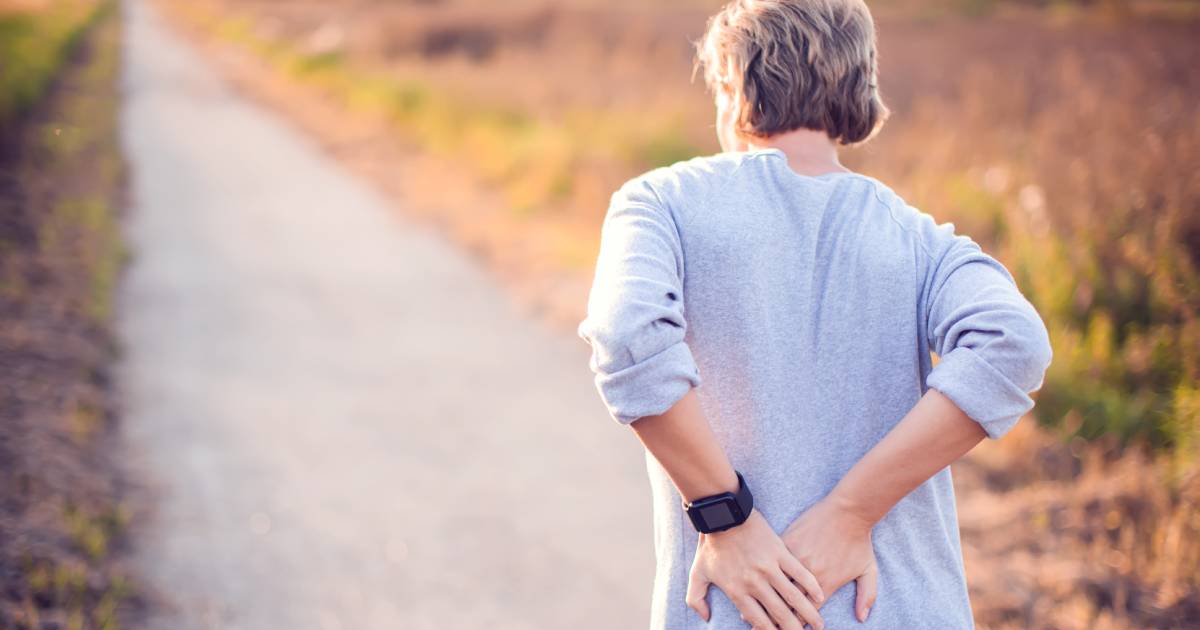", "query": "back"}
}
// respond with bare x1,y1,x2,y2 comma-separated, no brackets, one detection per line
579,147,1051,629
666,148,930,480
